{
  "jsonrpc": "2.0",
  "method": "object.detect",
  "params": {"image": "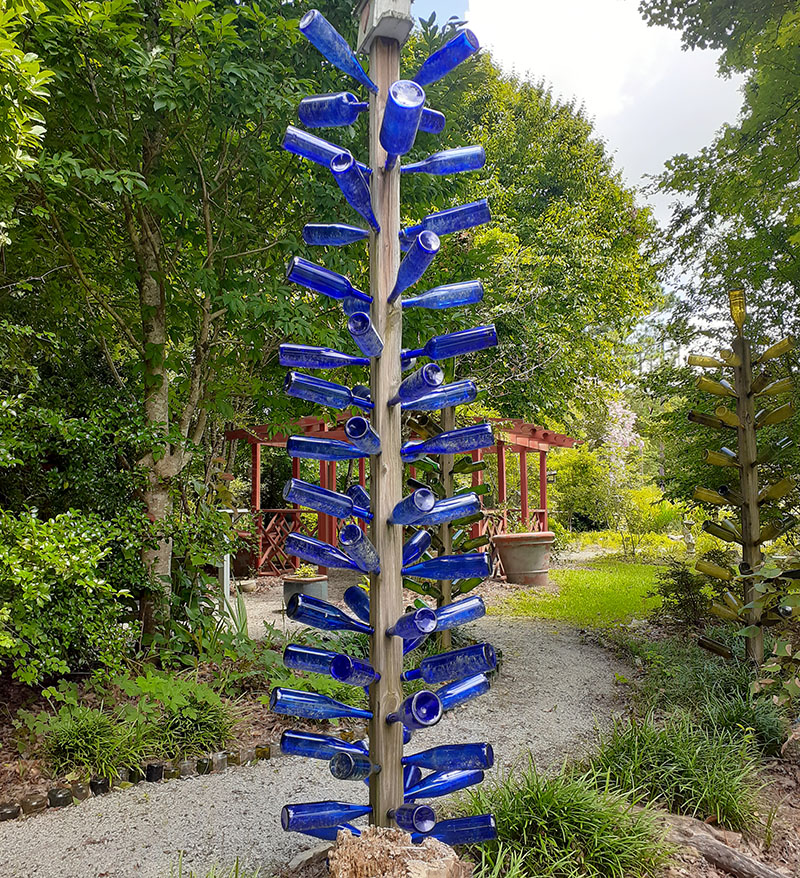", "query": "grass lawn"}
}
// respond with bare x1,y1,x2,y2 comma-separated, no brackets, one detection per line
492,560,662,627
